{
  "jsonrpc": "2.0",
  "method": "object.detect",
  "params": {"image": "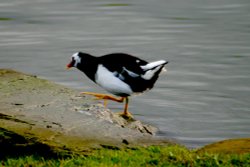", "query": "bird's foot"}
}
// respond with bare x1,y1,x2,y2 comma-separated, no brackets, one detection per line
118,111,134,120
